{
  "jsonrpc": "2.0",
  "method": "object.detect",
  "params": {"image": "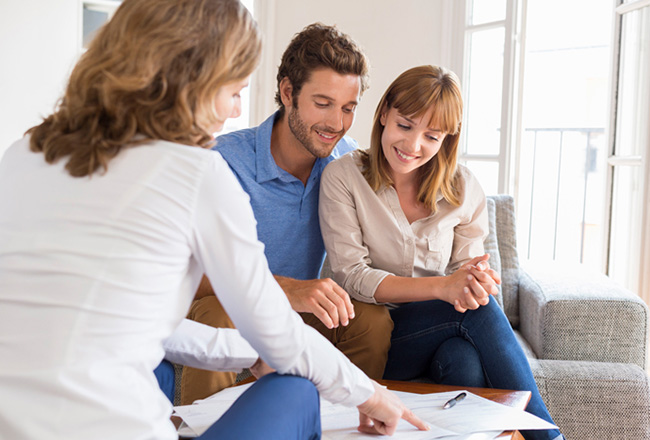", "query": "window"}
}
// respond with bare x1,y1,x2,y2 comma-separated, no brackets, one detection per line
607,0,650,299
82,1,121,49
447,0,650,301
